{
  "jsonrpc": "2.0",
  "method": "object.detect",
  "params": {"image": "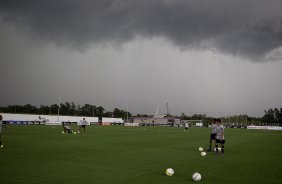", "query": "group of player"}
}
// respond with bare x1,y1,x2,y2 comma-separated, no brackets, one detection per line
1,114,225,152
62,118,88,134
0,115,88,148
208,118,225,154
